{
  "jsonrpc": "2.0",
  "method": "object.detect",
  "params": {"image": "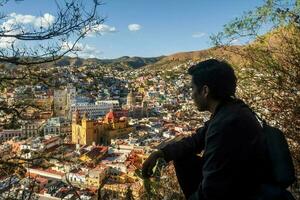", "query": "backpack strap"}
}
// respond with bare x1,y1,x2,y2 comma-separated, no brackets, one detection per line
235,98,265,128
